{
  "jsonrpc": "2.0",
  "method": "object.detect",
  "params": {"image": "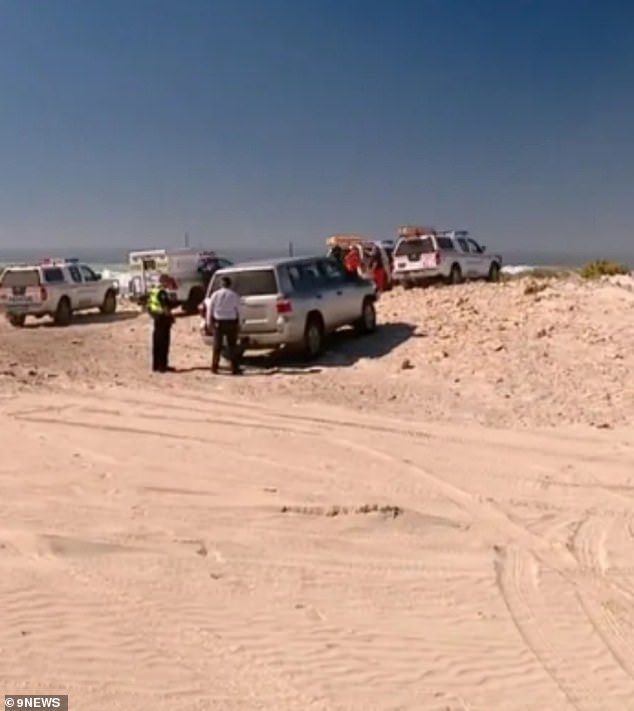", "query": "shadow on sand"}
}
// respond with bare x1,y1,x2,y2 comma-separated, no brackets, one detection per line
23,311,141,329
176,322,416,376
